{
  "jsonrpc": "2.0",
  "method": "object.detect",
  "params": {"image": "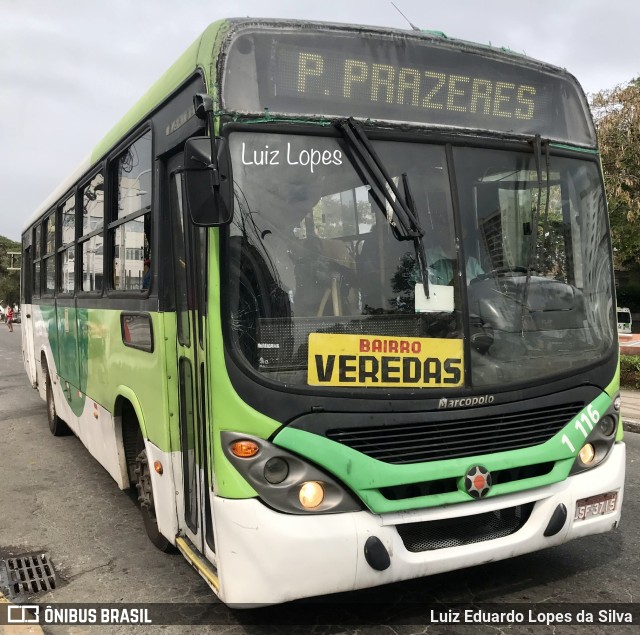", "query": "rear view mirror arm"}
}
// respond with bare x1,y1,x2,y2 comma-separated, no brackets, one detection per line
194,93,220,188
